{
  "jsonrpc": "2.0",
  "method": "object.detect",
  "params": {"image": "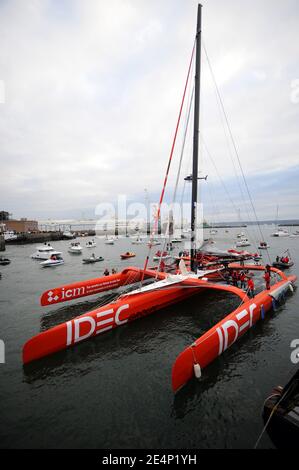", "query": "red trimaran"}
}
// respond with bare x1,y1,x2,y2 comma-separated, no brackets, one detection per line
23,5,296,392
